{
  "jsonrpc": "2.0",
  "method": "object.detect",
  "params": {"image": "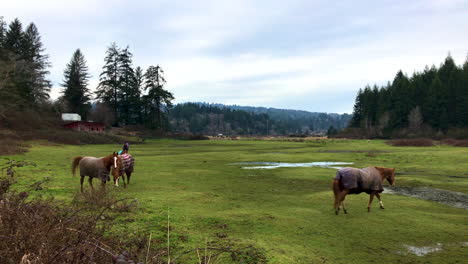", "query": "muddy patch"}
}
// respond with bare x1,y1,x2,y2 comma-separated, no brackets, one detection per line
230,162,353,170
384,187,468,210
